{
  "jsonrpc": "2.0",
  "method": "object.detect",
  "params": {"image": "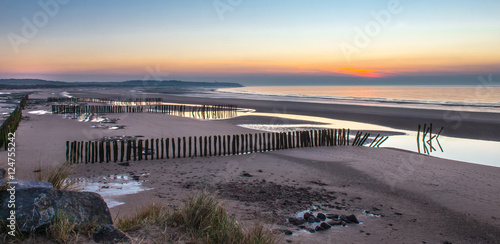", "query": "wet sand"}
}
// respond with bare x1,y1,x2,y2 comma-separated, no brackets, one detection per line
2,88,500,243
